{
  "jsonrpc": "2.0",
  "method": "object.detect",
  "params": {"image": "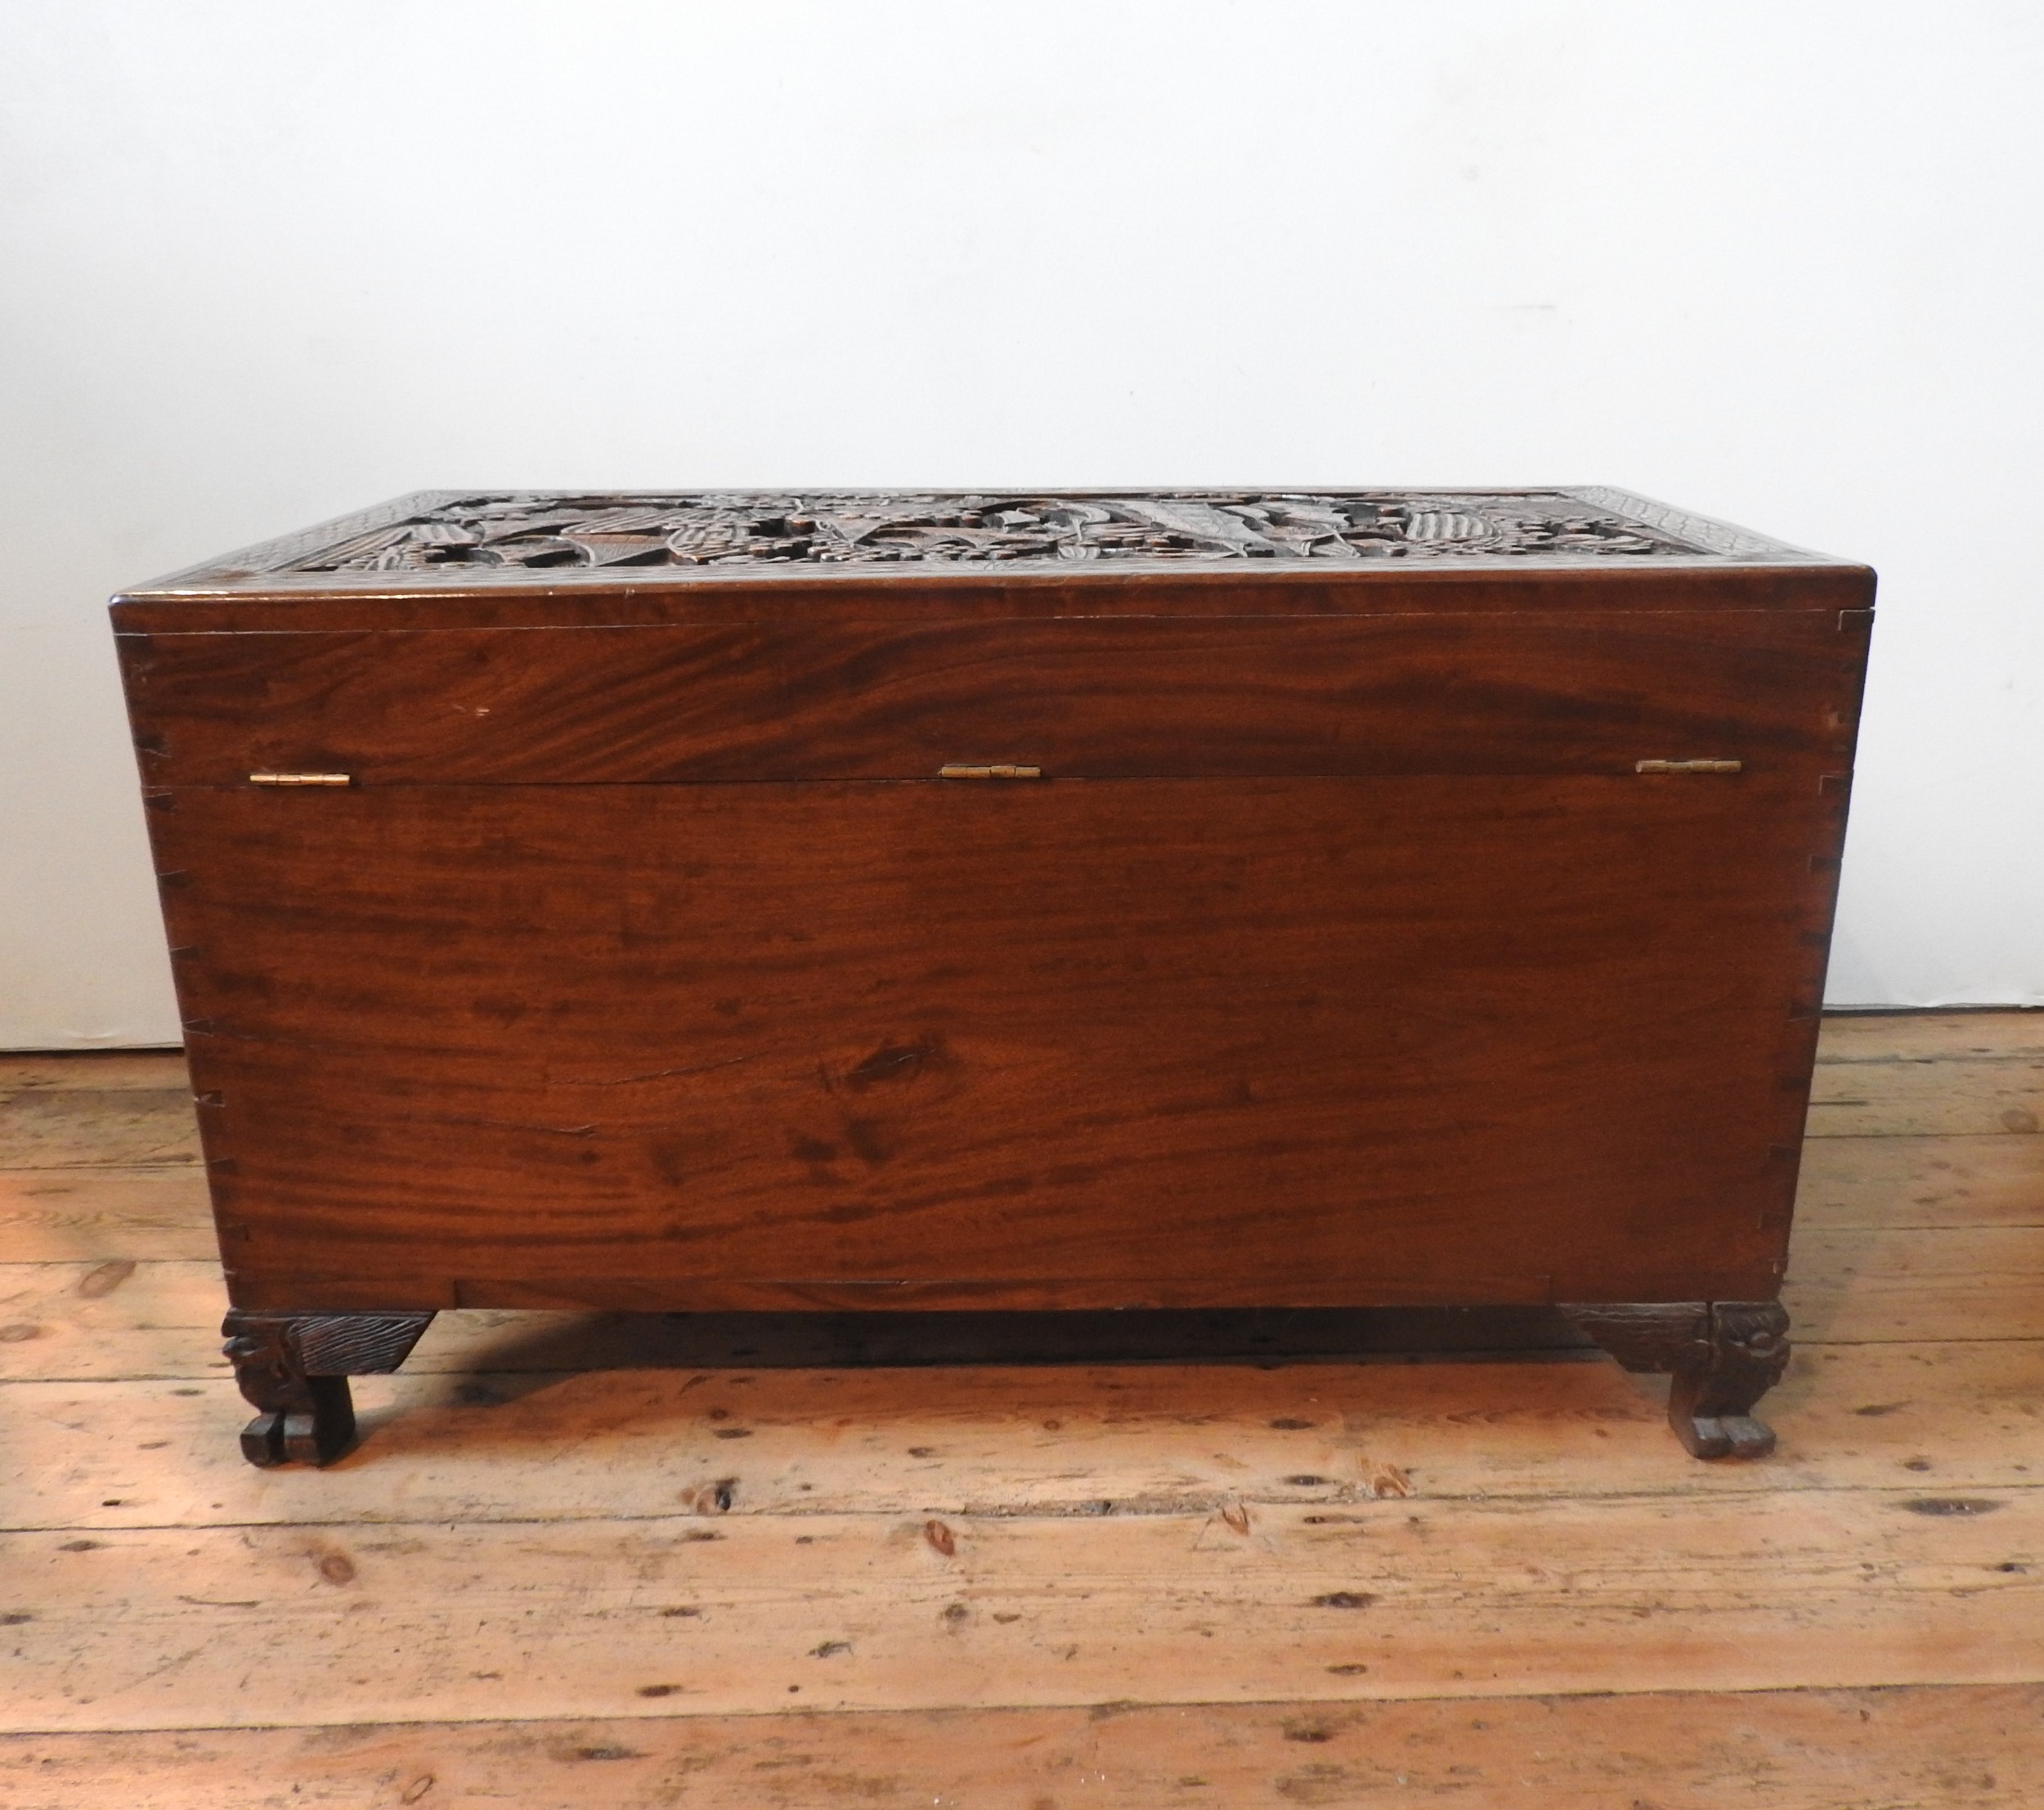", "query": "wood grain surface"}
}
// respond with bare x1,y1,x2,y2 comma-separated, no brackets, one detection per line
16,1486,2044,1736
5,1338,2042,1533
7,1490,2042,1732
120,610,1864,786
143,778,1840,1308
8,1082,2030,1261
110,558,1875,634
1794,1132,2044,1225
8,1223,2036,1386
7,1687,2038,1810
0,1167,213,1261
